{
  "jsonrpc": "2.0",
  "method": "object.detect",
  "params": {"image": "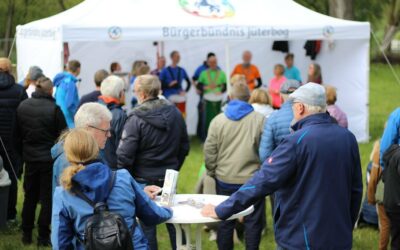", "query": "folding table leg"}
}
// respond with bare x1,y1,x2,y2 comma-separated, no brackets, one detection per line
195,224,202,250
174,224,184,250
183,224,191,250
